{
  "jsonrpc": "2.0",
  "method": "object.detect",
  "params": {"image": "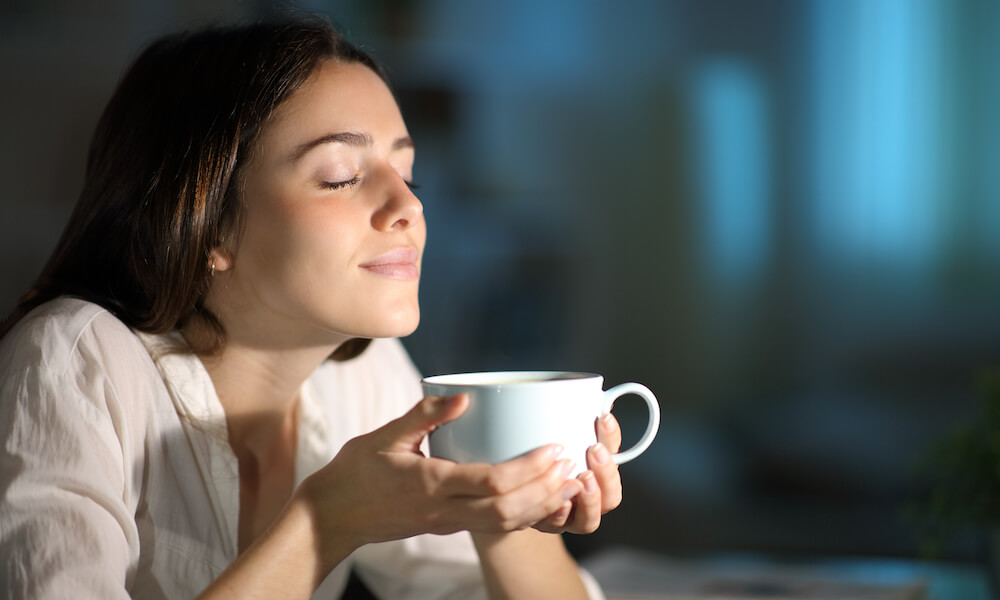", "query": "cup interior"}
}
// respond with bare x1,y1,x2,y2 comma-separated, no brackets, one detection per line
421,371,599,386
